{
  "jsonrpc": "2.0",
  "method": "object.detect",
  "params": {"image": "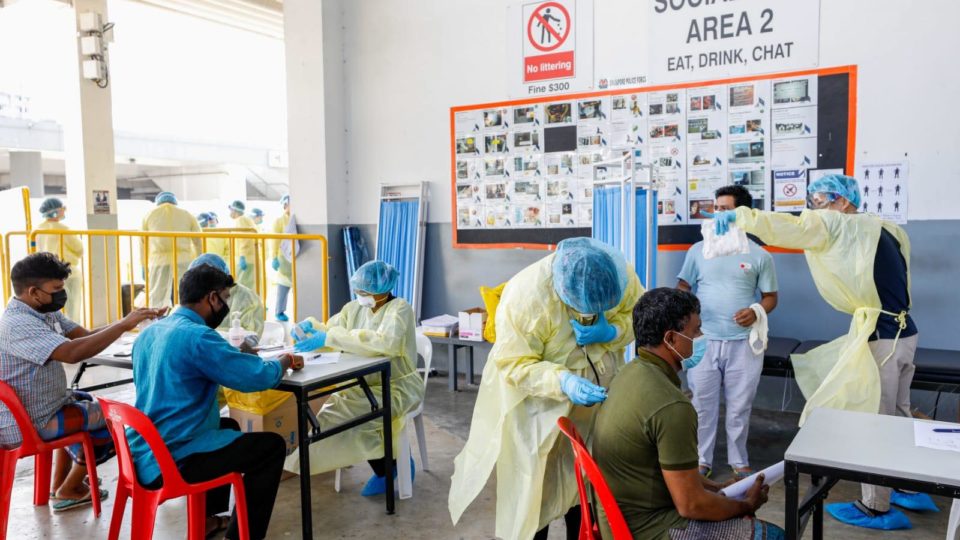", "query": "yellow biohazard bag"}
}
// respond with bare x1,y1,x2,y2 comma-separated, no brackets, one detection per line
223,388,292,415
479,282,507,343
